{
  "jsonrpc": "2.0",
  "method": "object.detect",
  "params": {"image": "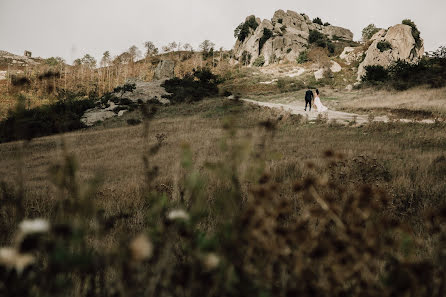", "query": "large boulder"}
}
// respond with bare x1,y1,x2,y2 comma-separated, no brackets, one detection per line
340,47,364,64
233,9,353,66
357,24,424,79
154,60,175,80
